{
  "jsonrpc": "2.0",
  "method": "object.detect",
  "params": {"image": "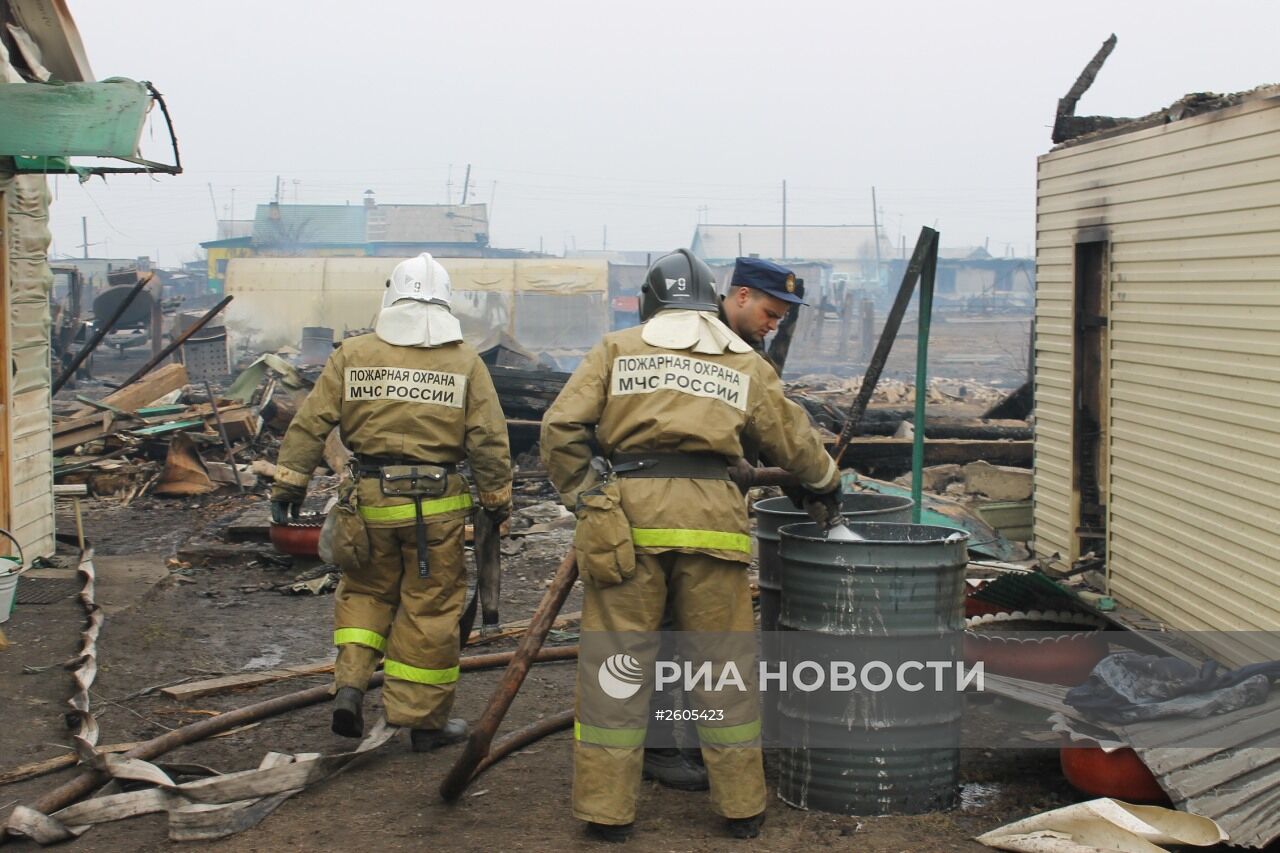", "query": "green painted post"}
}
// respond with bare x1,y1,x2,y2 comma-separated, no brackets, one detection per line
911,231,939,523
